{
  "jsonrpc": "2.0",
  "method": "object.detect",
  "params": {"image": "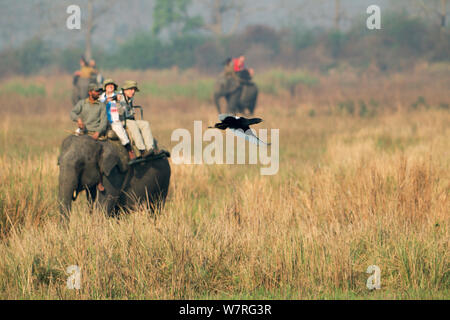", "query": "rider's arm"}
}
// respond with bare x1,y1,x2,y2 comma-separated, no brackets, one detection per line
70,100,83,122
98,103,108,135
